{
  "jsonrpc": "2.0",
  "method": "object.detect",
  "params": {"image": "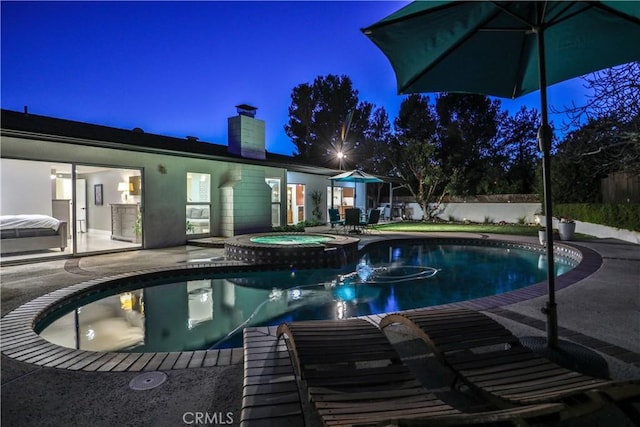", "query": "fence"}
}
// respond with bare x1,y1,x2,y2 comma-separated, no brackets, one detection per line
601,172,640,203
